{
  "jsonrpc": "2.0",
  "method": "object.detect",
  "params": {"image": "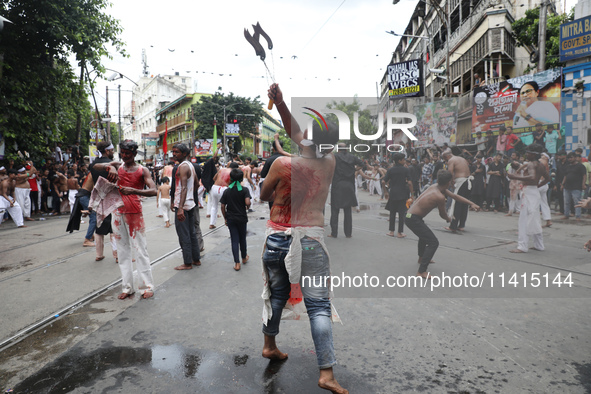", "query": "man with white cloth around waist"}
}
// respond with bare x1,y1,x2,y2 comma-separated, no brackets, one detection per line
261,83,348,394
442,148,473,233
507,143,549,253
